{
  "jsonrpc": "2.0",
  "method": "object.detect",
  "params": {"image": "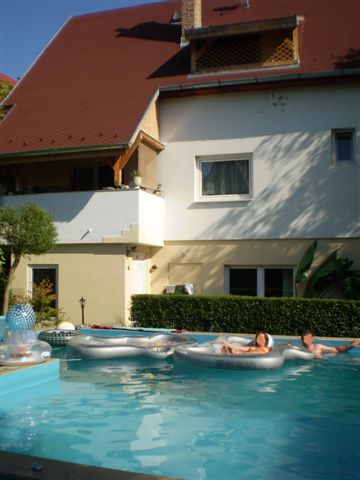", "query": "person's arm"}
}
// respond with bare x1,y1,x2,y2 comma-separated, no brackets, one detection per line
317,344,337,353
335,339,360,353
231,345,251,352
216,339,250,351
